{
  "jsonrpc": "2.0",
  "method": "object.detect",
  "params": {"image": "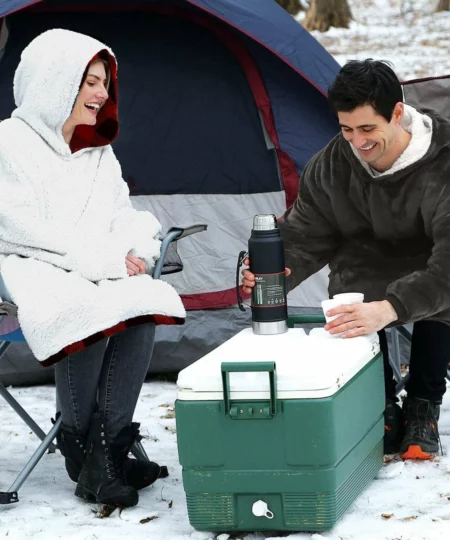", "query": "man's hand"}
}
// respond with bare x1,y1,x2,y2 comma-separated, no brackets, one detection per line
241,257,291,294
324,300,398,338
126,254,146,276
